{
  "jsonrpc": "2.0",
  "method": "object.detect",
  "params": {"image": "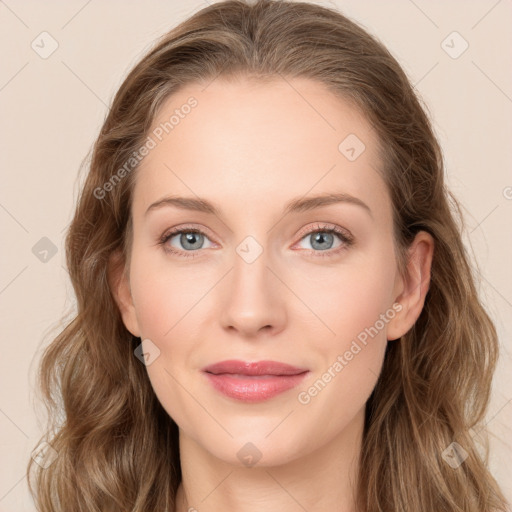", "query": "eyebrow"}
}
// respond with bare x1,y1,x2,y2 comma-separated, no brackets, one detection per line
145,192,372,218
